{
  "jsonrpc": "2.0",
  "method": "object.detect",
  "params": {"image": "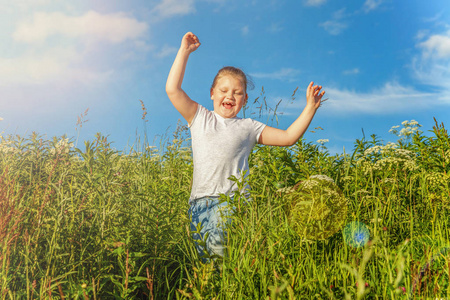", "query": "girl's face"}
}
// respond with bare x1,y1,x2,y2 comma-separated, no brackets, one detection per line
210,75,248,119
